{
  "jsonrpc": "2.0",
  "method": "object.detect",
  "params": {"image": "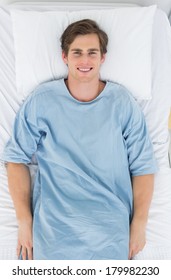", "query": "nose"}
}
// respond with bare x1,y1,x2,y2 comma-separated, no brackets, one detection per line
79,54,90,65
